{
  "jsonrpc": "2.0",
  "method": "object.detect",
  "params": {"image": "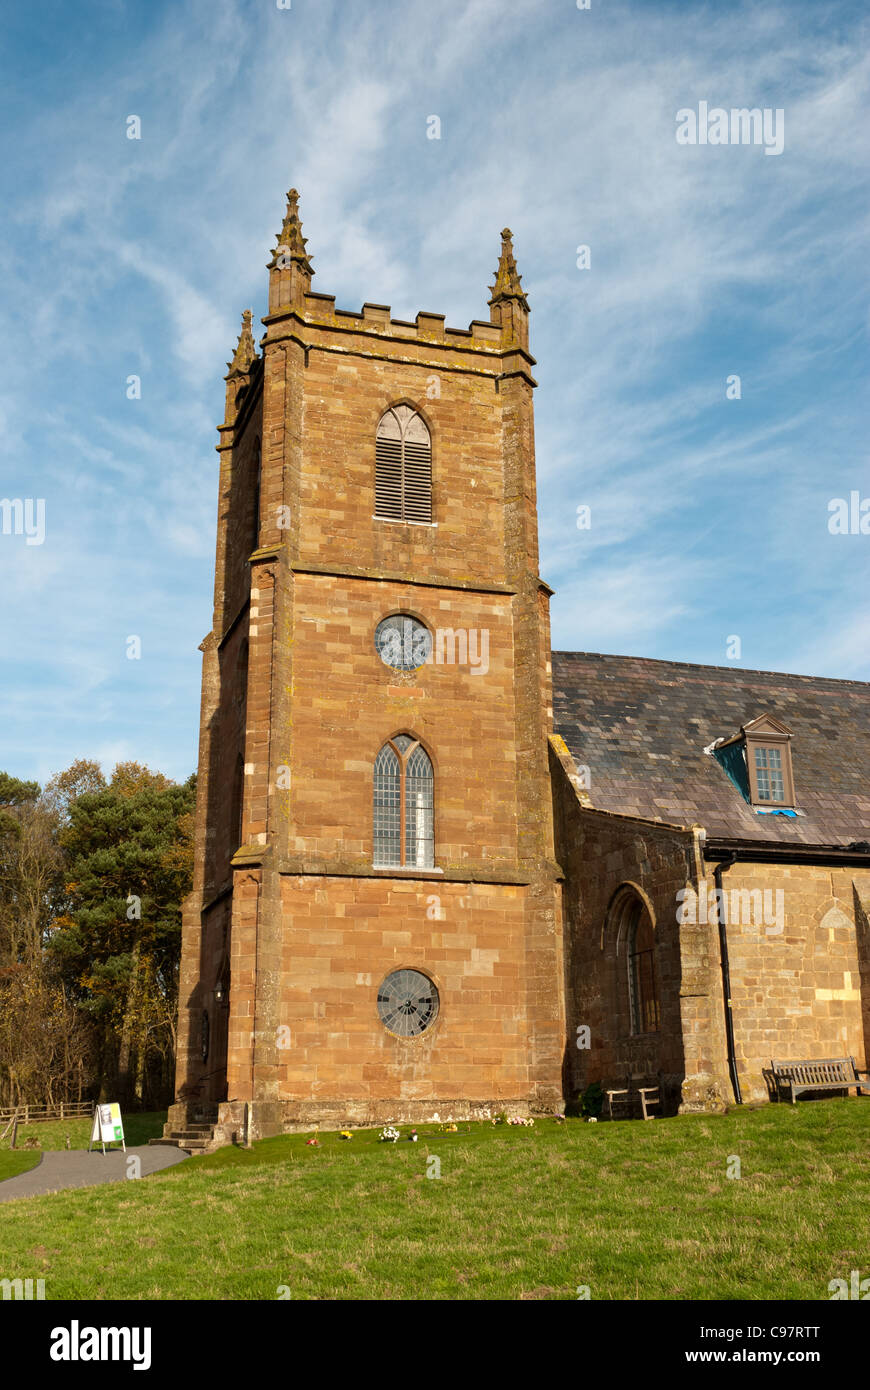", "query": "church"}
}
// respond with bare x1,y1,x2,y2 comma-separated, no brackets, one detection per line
164,188,870,1146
